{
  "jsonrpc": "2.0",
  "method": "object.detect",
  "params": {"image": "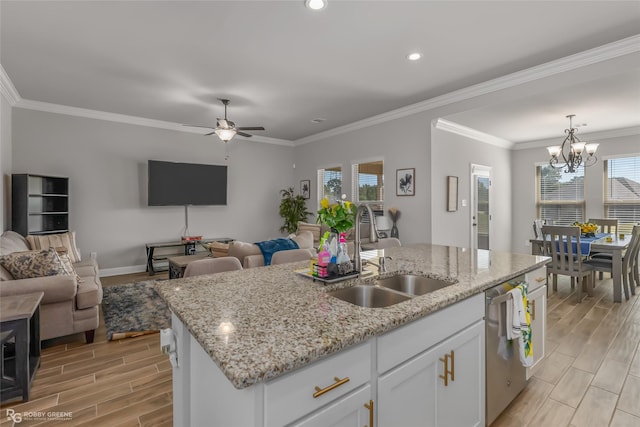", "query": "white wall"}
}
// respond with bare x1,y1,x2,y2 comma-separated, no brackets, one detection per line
431,128,512,251
11,108,294,272
511,132,640,255
293,113,431,244
0,93,11,231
